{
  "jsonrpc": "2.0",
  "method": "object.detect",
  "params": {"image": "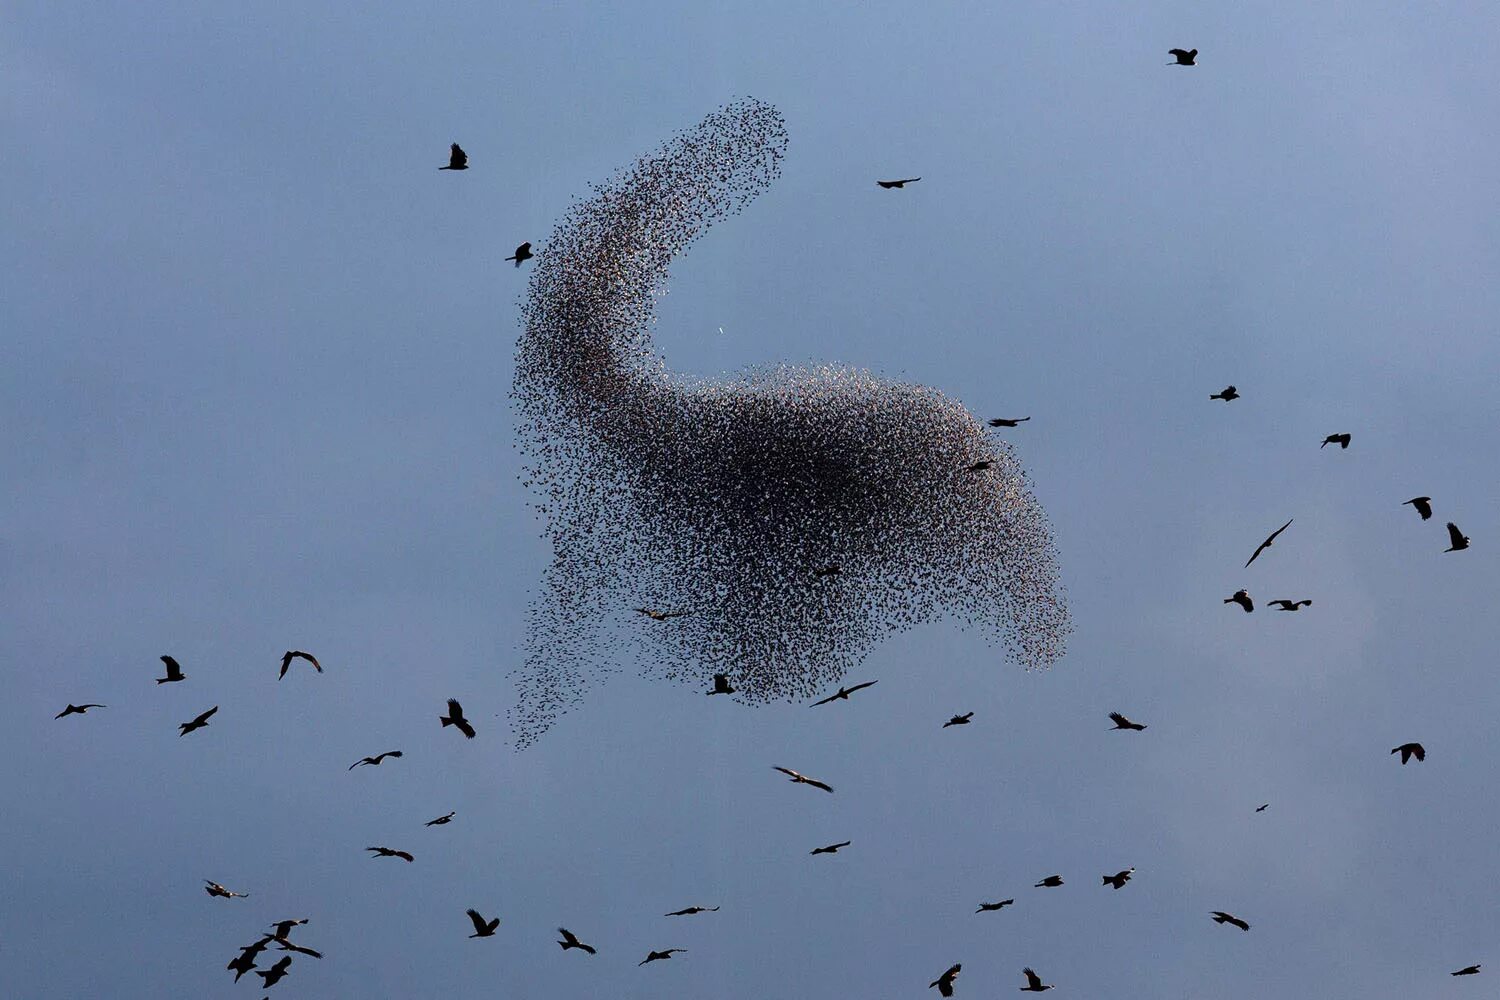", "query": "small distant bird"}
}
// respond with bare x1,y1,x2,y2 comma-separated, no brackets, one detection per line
707,673,735,695
1224,589,1254,613
639,948,686,966
226,941,267,981
466,909,500,937
943,712,974,728
987,417,1030,428
505,242,533,267
439,698,476,738
156,655,185,684
276,940,323,959
636,607,691,621
810,840,851,855
1255,803,1269,812
255,955,292,988
1211,911,1250,931
1034,875,1063,888
204,880,249,899
664,905,719,917
965,460,993,473
439,143,468,170
1445,522,1470,552
1246,518,1294,568
54,703,105,719
1452,965,1481,976
557,928,596,954
1108,712,1146,731
811,680,878,705
774,766,834,792
1321,433,1351,449
366,846,414,862
268,919,308,940
929,963,961,997
425,811,456,827
813,564,842,577
1268,599,1312,611
279,650,322,679
1403,496,1433,520
976,899,1014,913
1209,384,1238,401
1392,742,1425,764
876,177,920,189
349,750,403,770
1169,47,1198,65
179,705,219,736
1020,967,1055,992
1102,868,1135,890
